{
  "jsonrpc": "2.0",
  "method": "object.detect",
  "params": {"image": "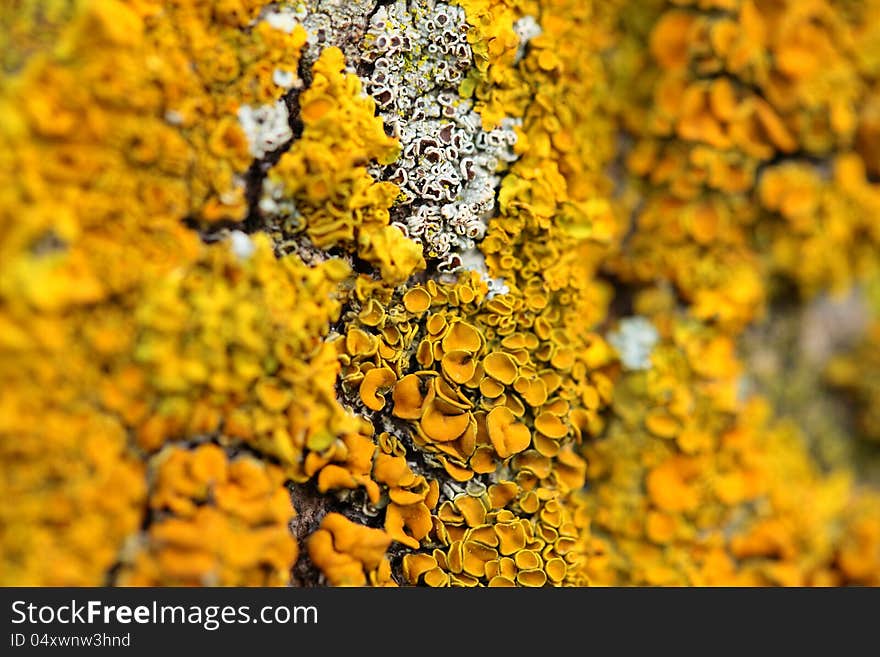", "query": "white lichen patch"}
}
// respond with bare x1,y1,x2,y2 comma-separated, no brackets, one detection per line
608,316,660,371
273,68,298,89
458,246,509,298
513,15,542,62
259,178,300,227
361,0,519,272
299,0,381,66
237,101,293,159
262,3,309,33
228,230,256,259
